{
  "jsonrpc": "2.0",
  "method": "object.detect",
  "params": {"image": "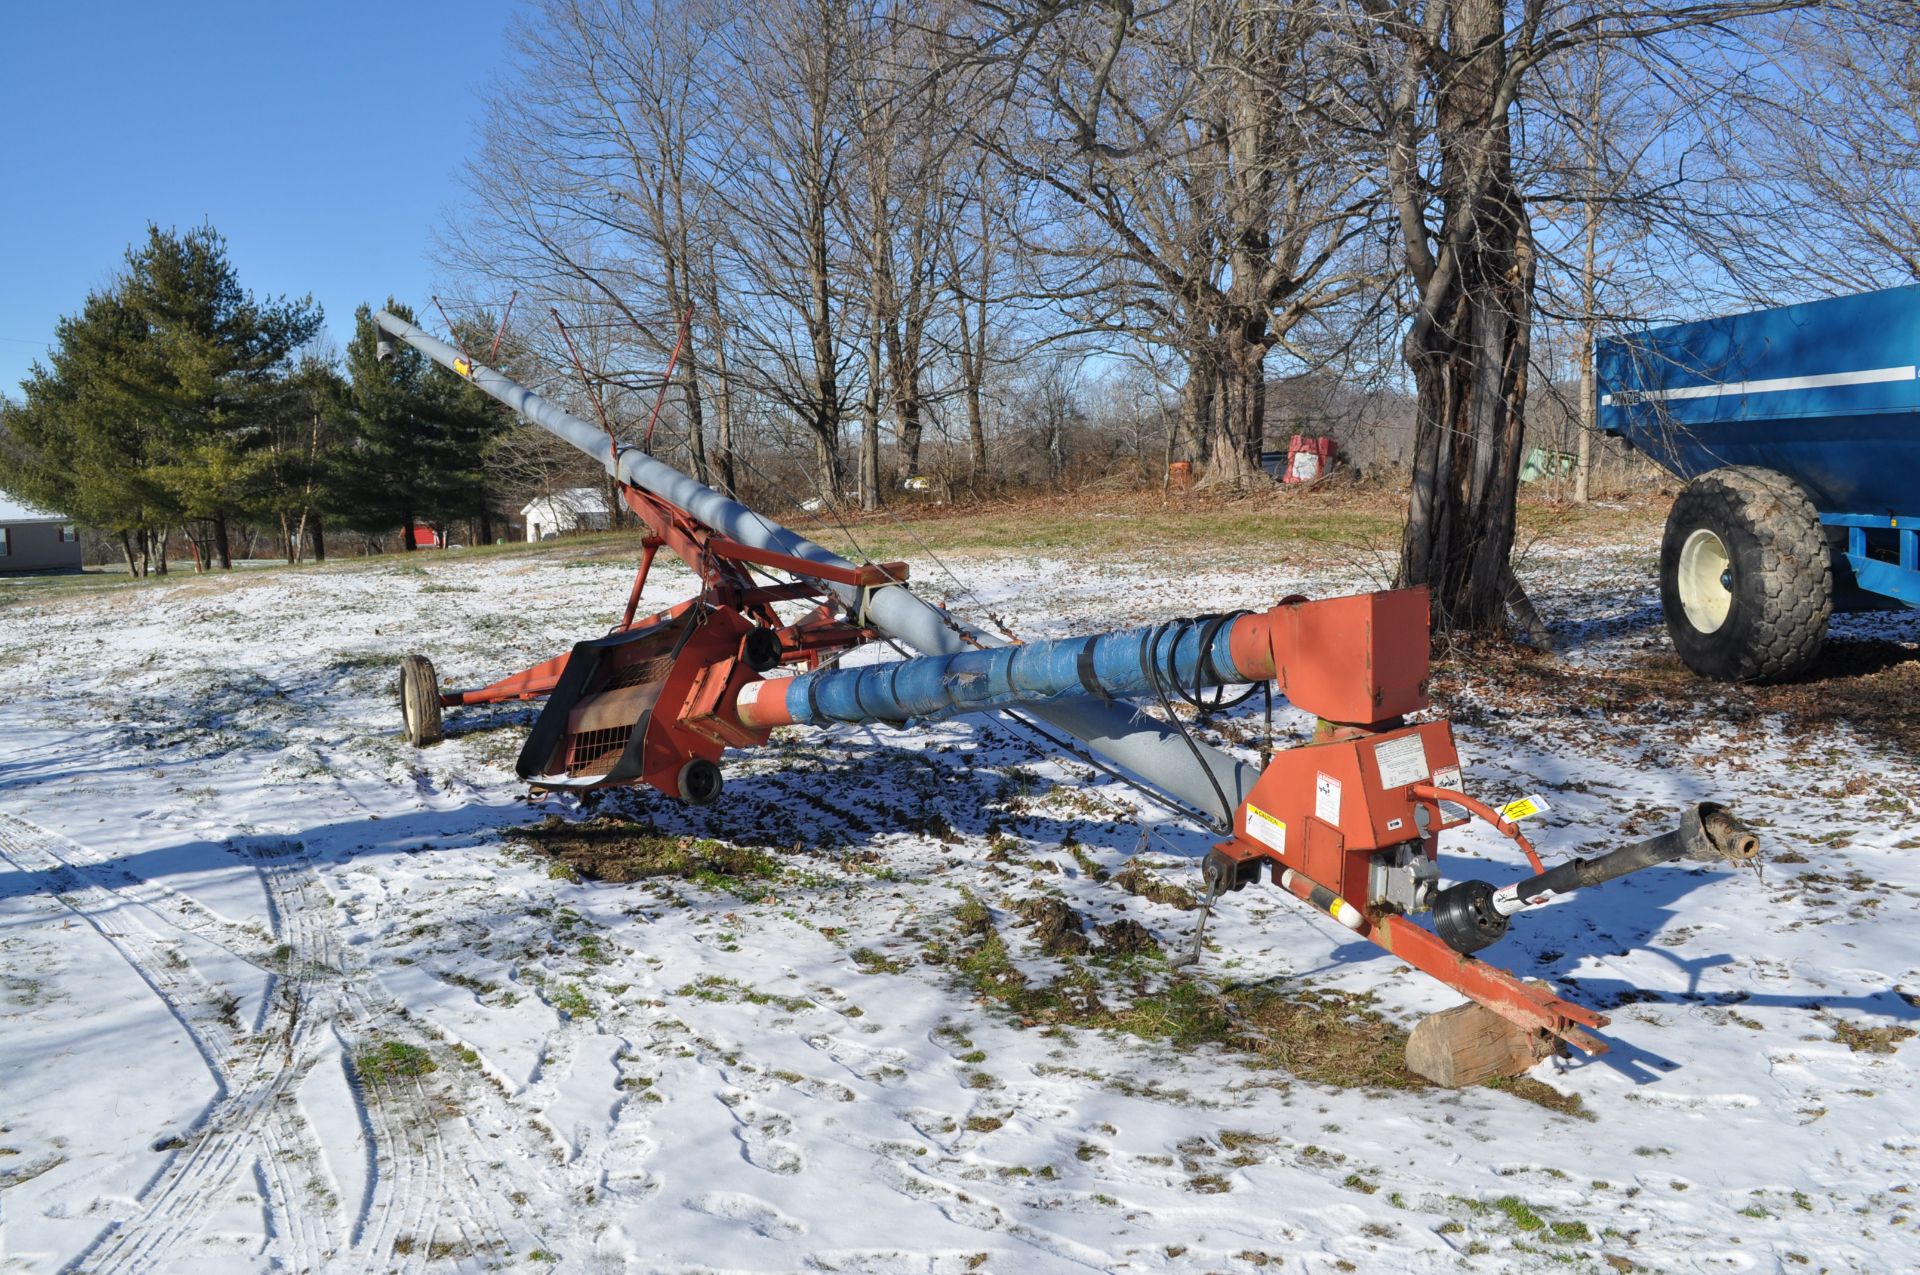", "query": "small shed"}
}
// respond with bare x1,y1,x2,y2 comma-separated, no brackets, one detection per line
0,496,82,574
520,488,613,542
